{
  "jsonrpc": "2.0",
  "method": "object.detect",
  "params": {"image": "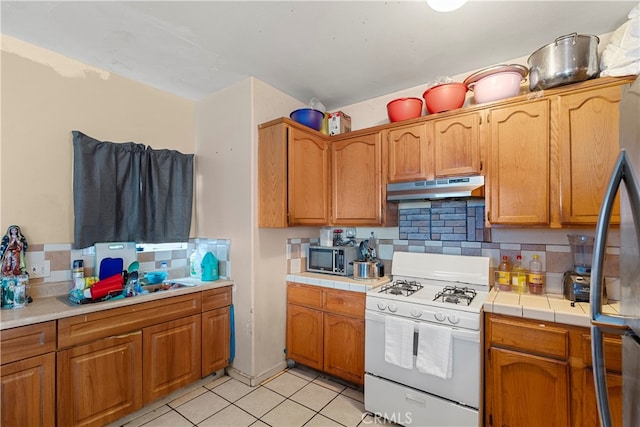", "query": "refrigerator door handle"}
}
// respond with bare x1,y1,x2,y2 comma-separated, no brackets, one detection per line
591,149,640,427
